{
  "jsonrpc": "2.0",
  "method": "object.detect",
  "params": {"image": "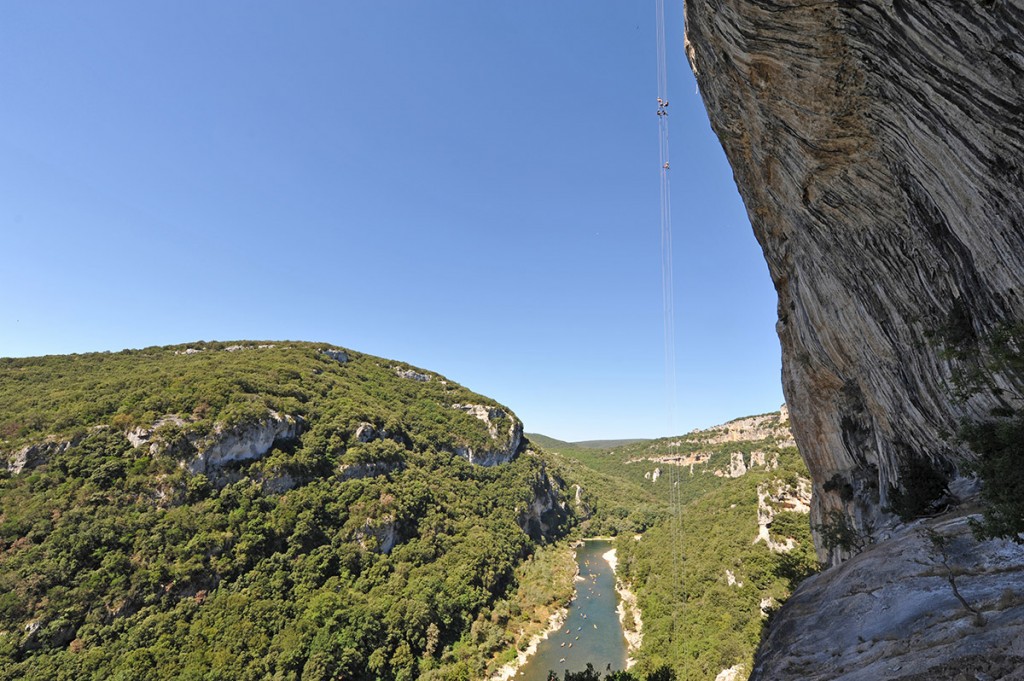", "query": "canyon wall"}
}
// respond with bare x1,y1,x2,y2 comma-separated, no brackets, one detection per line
684,0,1024,564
